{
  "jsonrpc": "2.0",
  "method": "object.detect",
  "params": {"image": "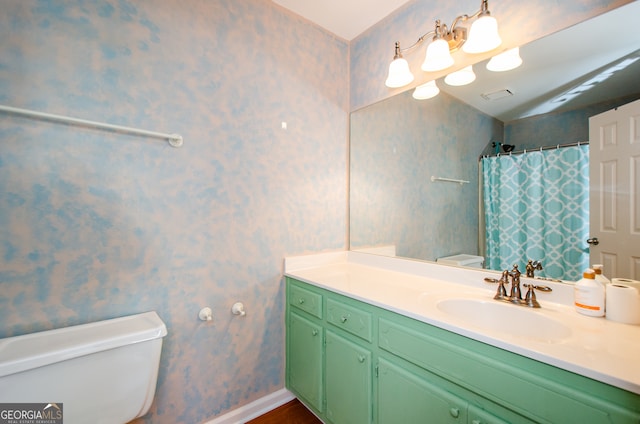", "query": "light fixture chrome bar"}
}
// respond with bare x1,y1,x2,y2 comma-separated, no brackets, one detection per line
399,0,487,56
450,0,488,29
431,176,470,185
394,29,436,55
0,104,183,147
386,0,502,89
